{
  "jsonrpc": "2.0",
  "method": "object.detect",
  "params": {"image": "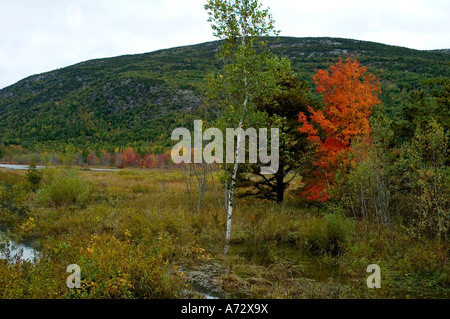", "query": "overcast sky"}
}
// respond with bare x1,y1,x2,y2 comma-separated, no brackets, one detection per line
0,0,449,89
